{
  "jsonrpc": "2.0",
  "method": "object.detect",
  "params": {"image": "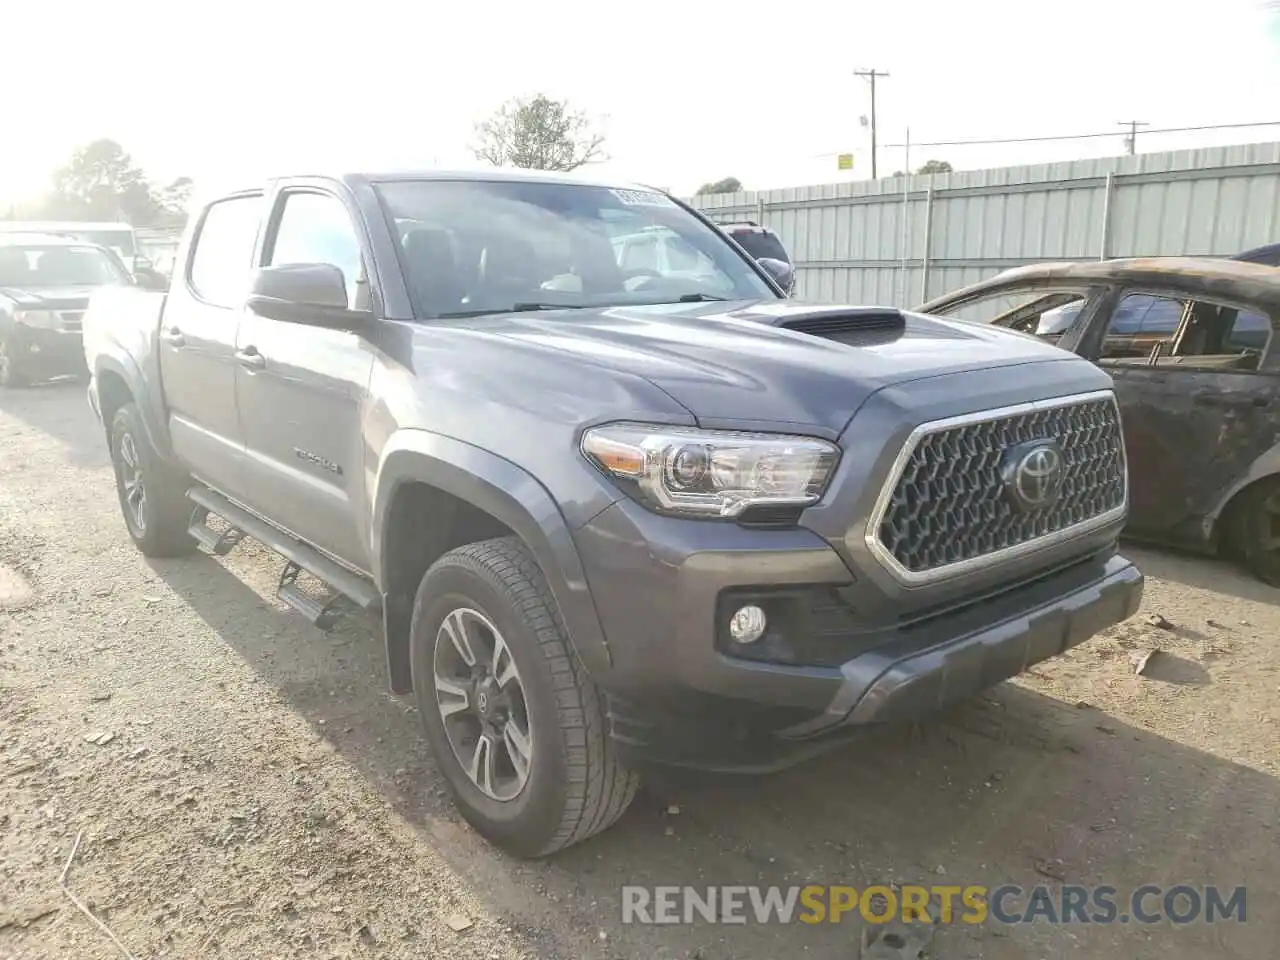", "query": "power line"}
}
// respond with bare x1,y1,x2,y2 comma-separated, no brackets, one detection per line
872,119,1280,151
854,68,889,178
